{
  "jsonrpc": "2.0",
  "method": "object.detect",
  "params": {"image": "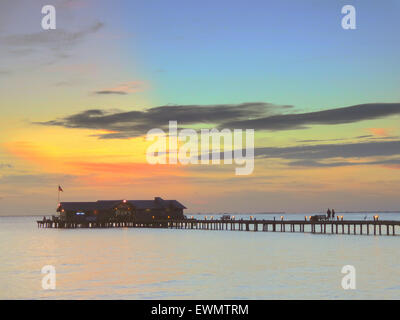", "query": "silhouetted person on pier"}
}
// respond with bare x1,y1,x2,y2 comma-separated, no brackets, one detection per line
327,209,331,220
332,209,335,219
43,216,46,222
